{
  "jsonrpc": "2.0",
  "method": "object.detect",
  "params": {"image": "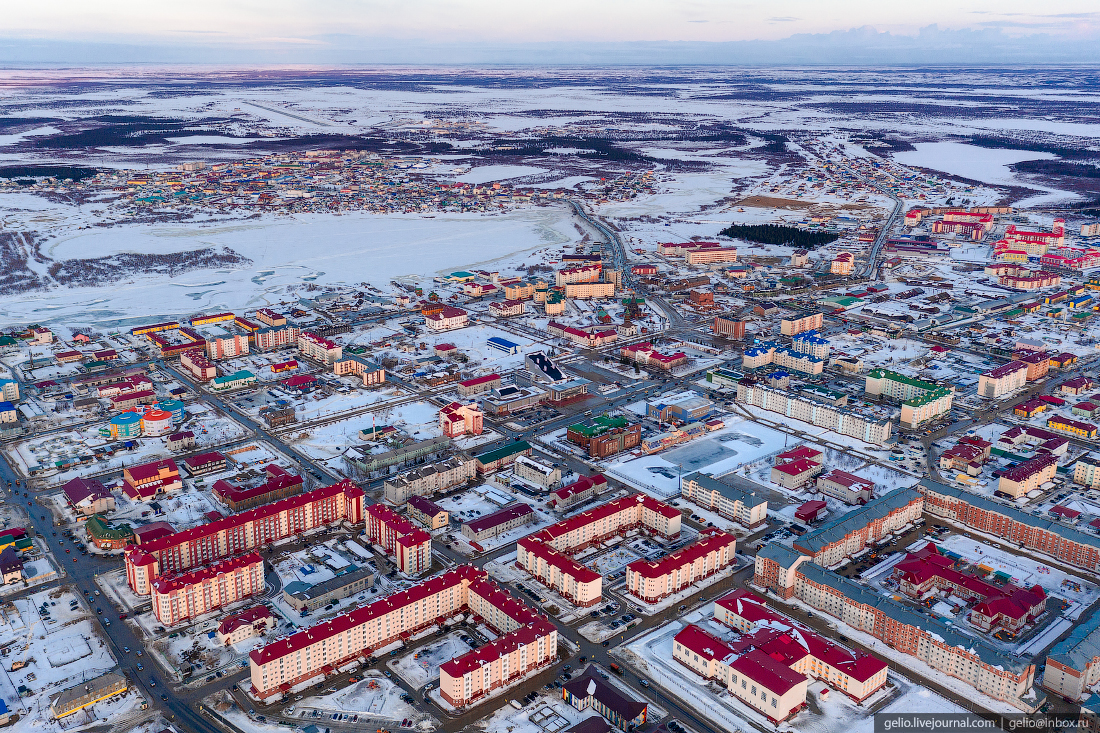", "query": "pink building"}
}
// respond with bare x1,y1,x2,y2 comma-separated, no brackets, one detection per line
151,552,265,626
625,529,736,602
619,342,688,371
249,565,556,702
440,402,484,437
207,333,250,359
516,494,681,607
364,504,432,575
